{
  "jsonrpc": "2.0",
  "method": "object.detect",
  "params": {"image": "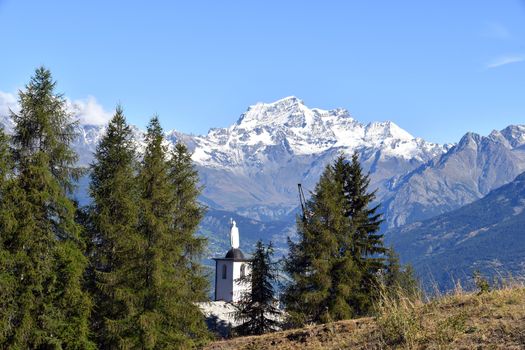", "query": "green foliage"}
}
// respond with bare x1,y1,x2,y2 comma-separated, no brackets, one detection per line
87,106,144,348
283,153,389,326
0,67,211,348
137,117,210,348
377,293,422,348
382,248,420,300
283,161,346,325
87,113,209,348
168,142,209,304
0,129,18,345
234,241,281,336
0,67,94,349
